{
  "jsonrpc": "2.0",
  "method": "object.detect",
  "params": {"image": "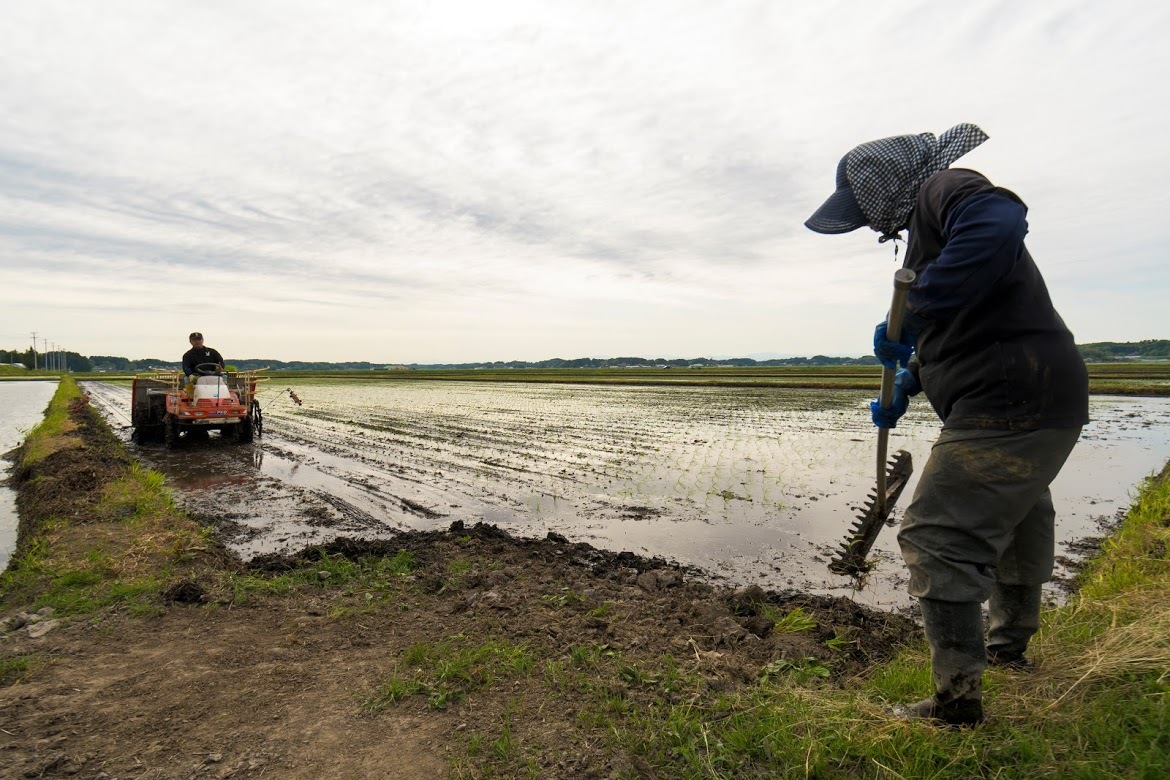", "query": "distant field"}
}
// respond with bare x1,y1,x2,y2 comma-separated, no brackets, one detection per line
49,362,1170,395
